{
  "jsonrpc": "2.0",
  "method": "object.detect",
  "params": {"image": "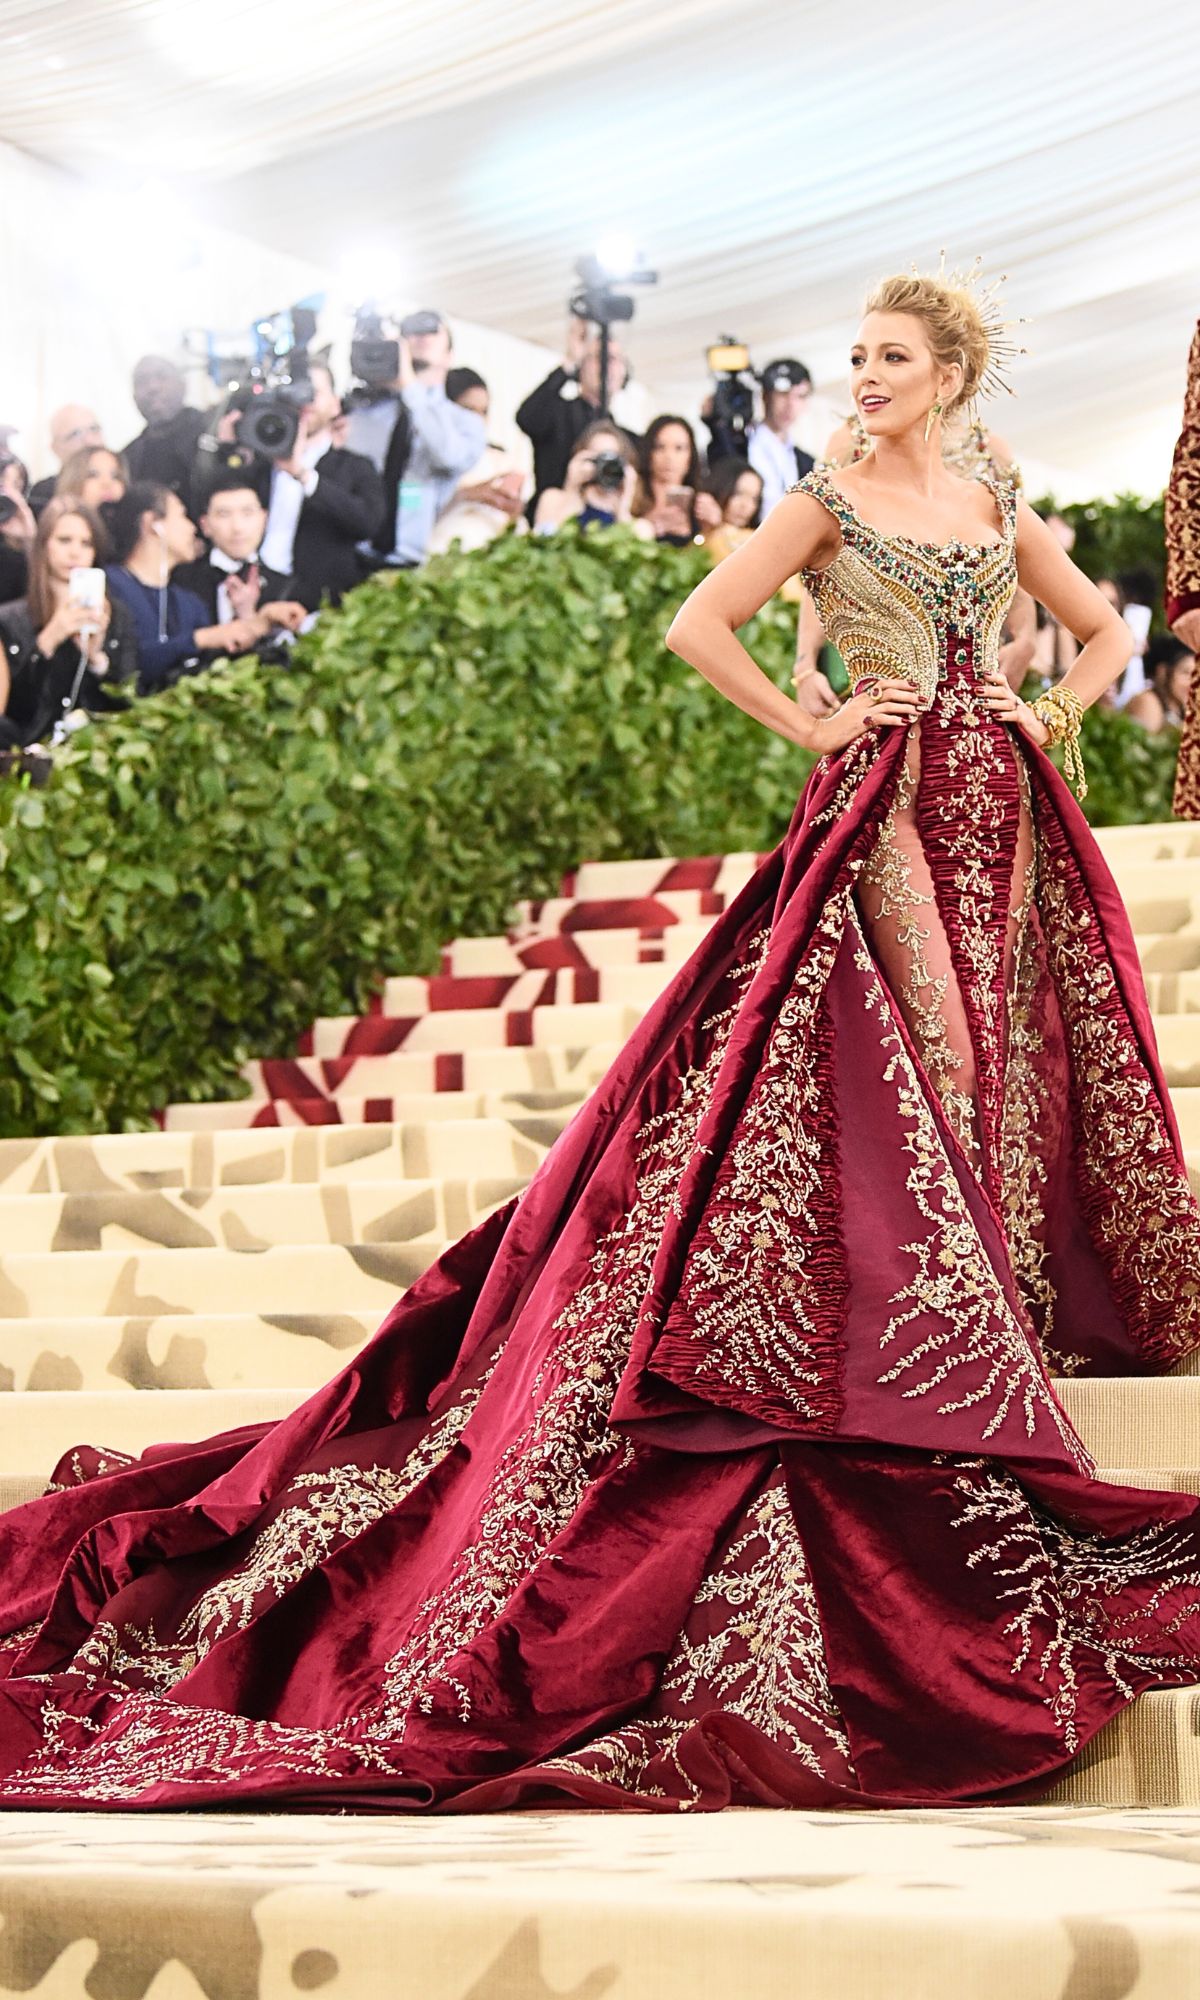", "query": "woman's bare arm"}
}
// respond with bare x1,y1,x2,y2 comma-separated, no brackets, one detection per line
666,494,831,746
1014,501,1130,711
